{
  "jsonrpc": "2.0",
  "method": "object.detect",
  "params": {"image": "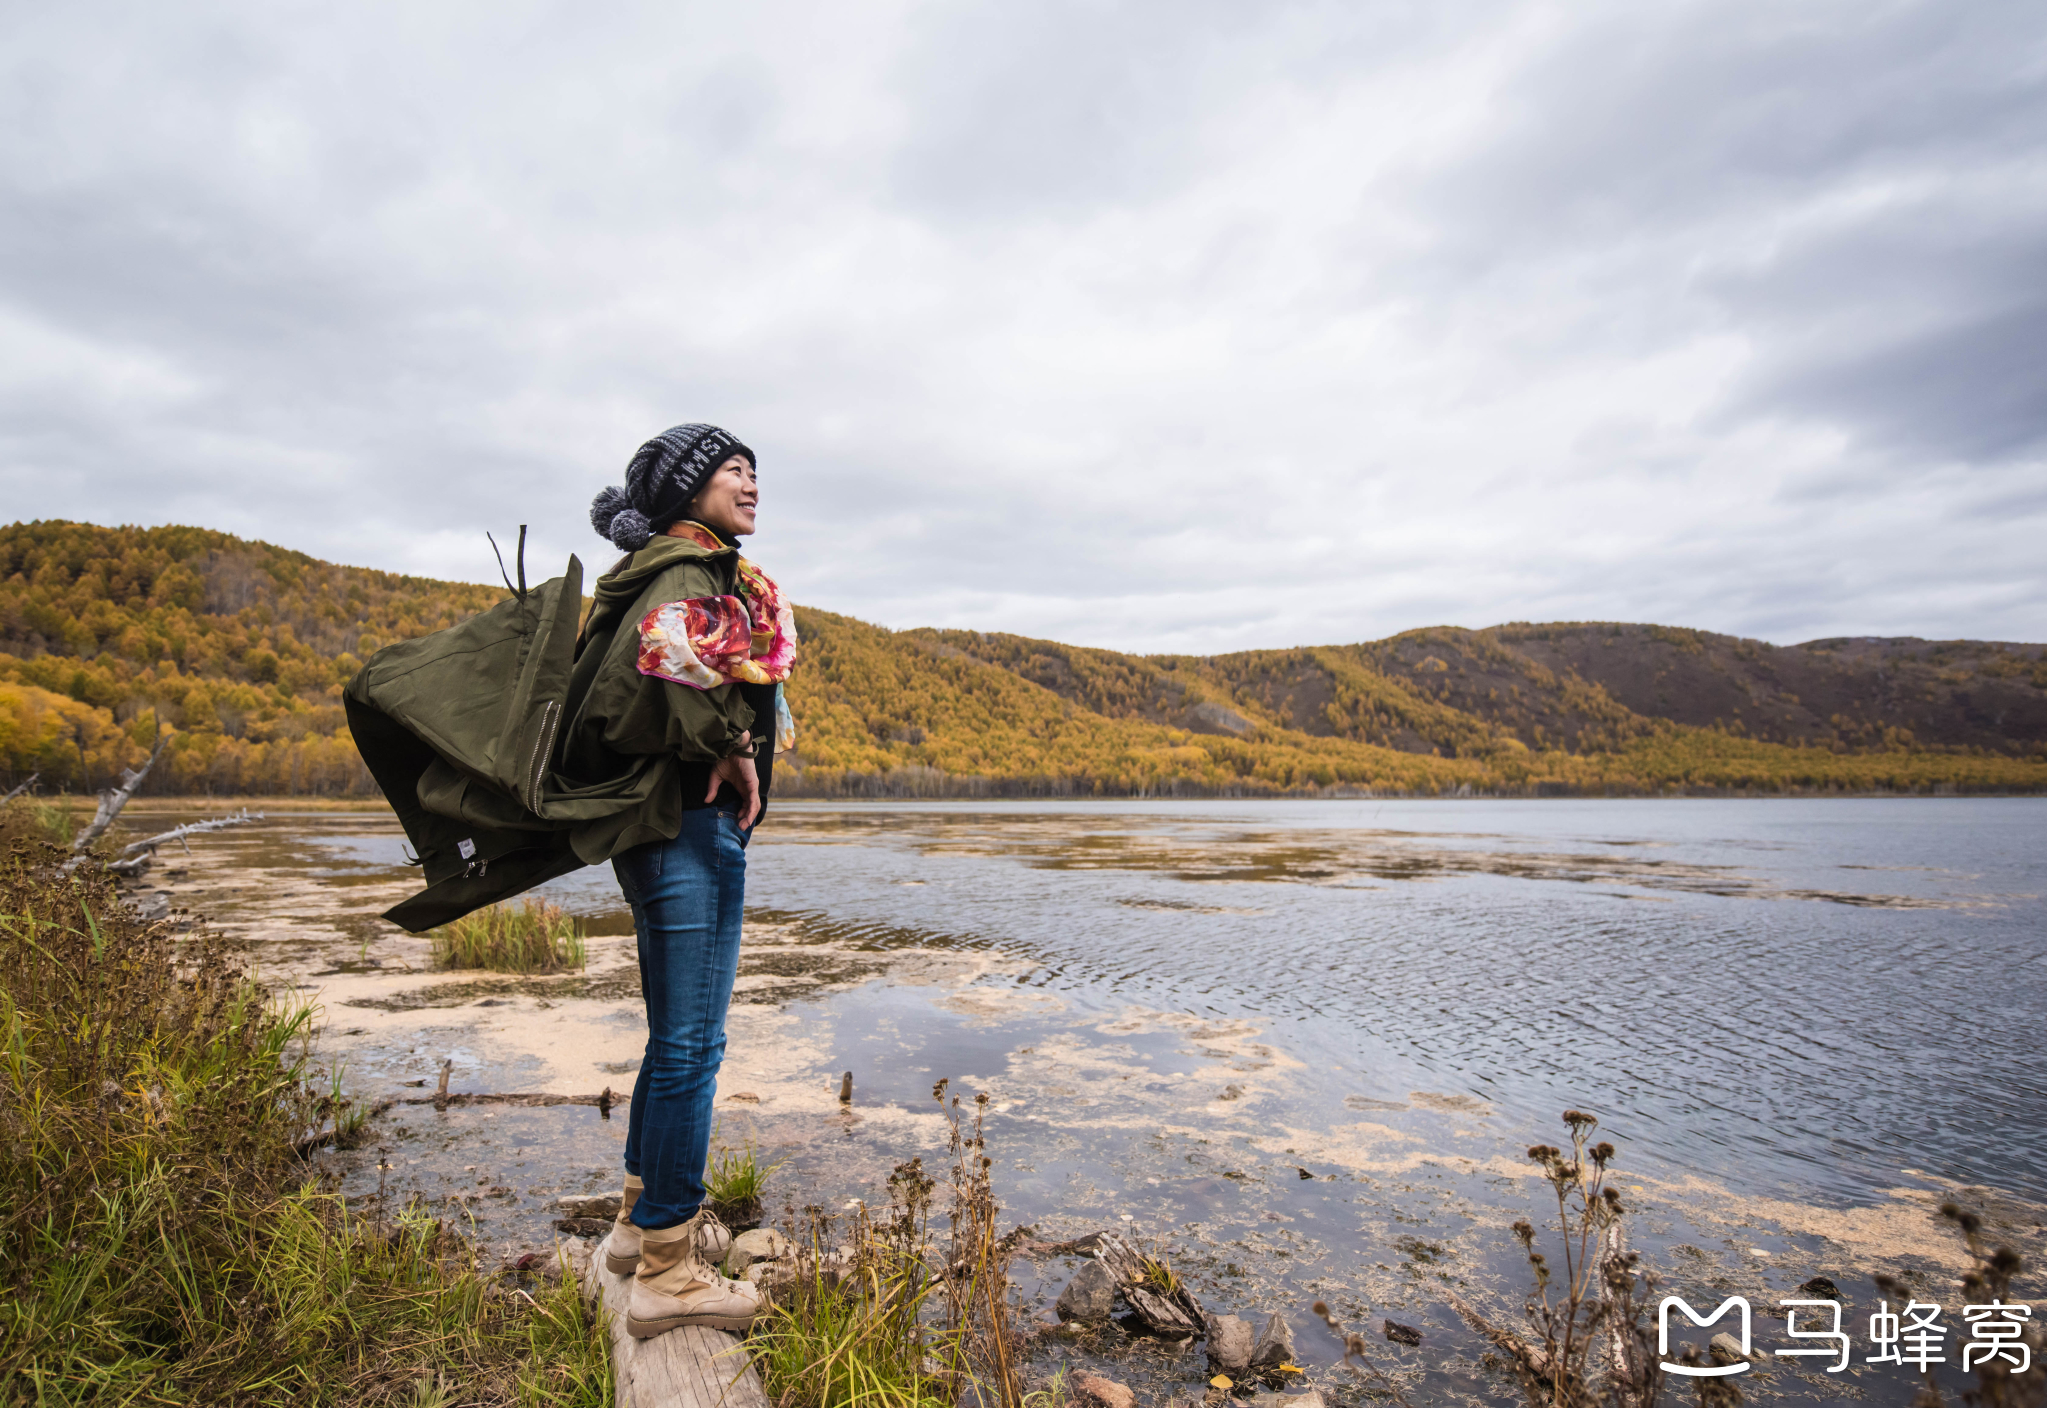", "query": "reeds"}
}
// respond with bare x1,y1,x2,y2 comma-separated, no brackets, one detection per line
0,843,610,1405
429,898,587,974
